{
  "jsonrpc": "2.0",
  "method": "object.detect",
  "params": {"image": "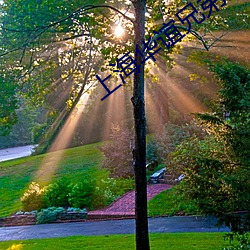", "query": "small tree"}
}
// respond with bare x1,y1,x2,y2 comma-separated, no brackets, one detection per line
99,124,133,178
